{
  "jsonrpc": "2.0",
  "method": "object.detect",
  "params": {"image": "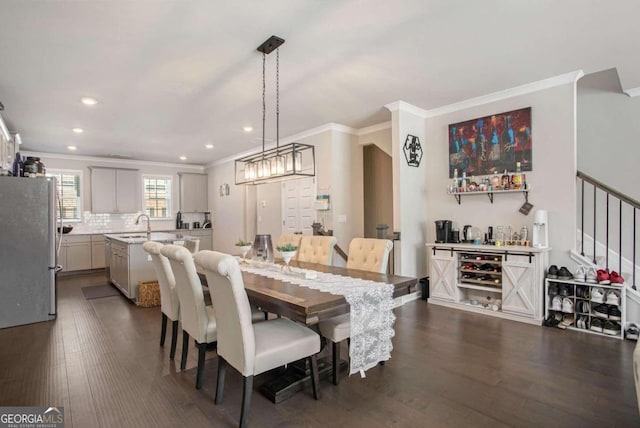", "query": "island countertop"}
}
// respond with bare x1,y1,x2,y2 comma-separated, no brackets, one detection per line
104,232,197,245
